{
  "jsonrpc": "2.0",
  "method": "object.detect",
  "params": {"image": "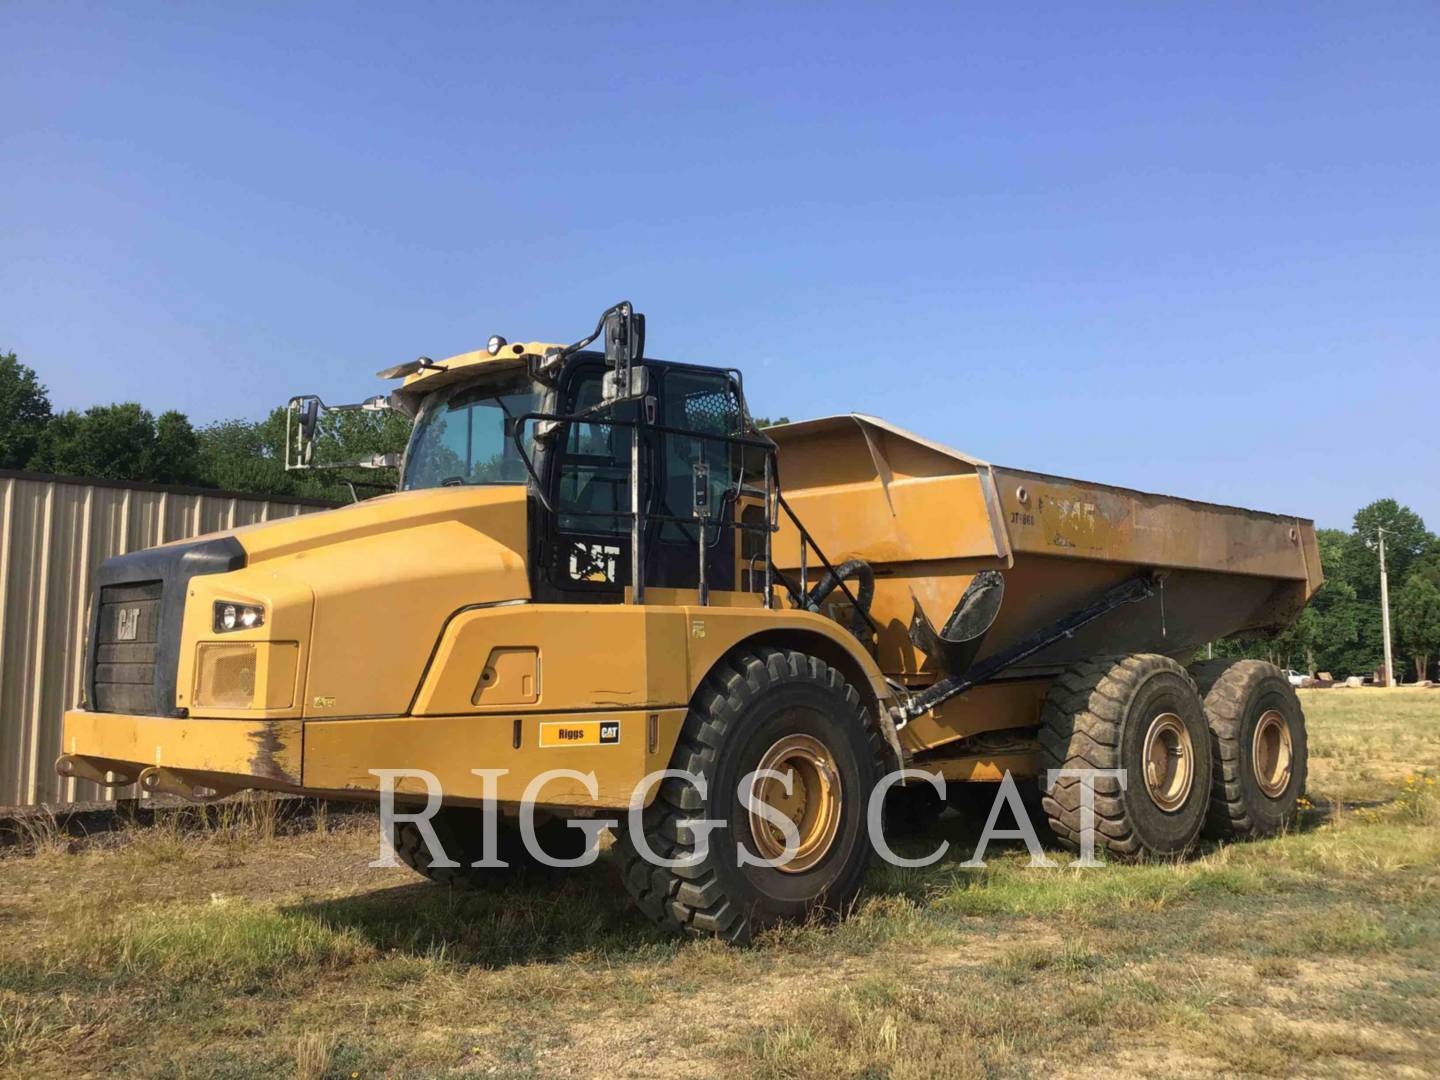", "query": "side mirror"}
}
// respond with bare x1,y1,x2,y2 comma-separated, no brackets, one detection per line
287,396,321,468
284,393,401,472
601,302,647,405
604,304,645,367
